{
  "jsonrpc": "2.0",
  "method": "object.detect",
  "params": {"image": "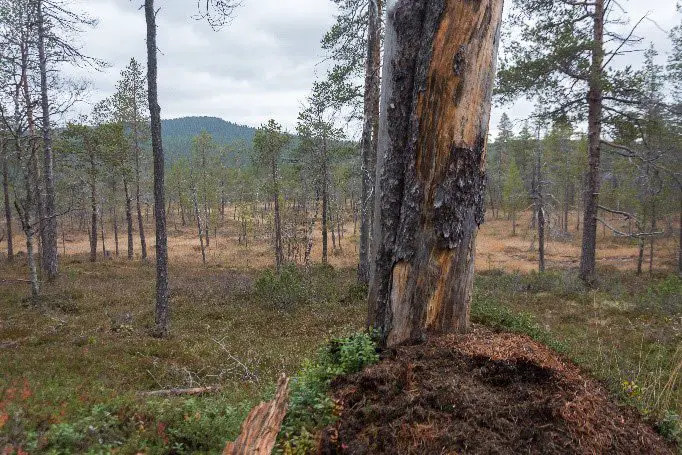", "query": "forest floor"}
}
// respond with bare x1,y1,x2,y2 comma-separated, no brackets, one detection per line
324,328,673,454
0,210,680,453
